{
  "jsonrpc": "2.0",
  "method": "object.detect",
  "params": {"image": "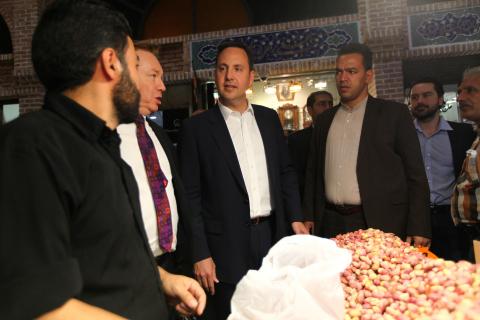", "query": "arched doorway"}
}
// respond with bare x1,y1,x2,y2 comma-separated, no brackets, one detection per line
0,15,12,54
